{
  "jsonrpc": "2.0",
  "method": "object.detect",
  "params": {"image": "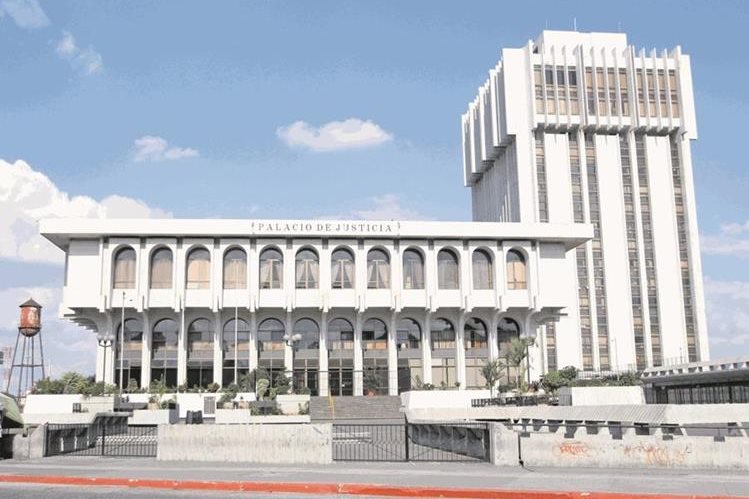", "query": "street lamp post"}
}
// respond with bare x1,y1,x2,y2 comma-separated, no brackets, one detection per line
97,329,115,386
